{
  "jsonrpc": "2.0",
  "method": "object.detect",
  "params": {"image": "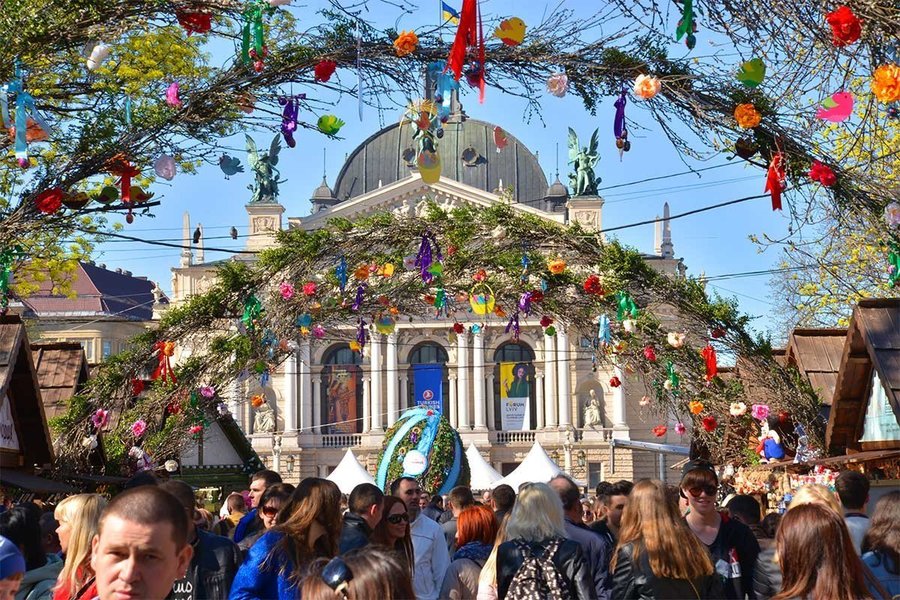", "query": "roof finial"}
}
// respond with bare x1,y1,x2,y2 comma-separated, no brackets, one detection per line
555,143,560,180
322,148,327,180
